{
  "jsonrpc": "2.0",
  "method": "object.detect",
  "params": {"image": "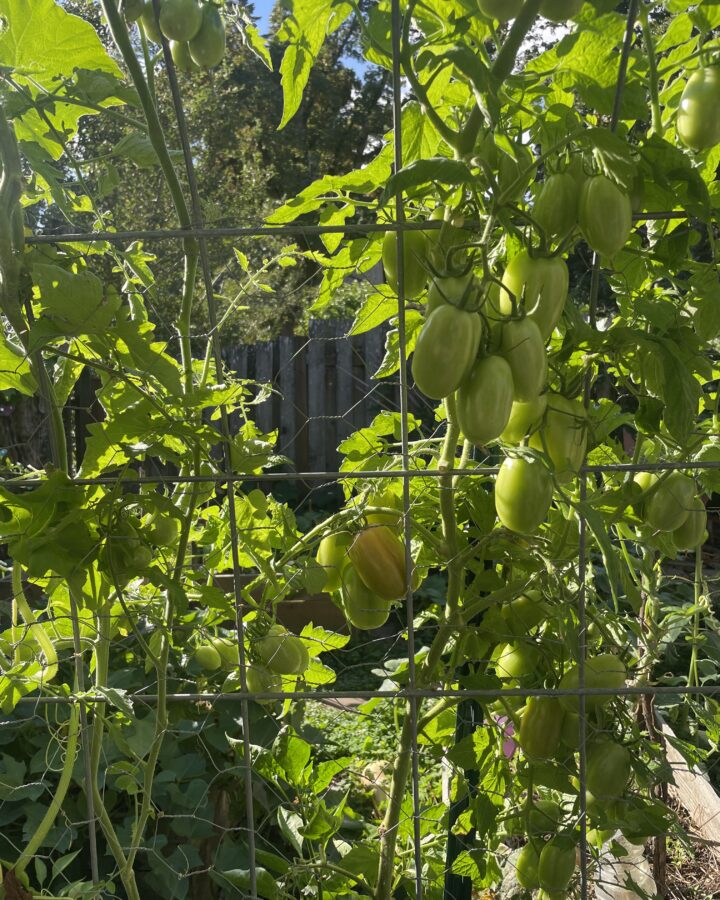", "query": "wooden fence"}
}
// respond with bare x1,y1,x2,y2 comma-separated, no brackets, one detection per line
0,319,433,474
